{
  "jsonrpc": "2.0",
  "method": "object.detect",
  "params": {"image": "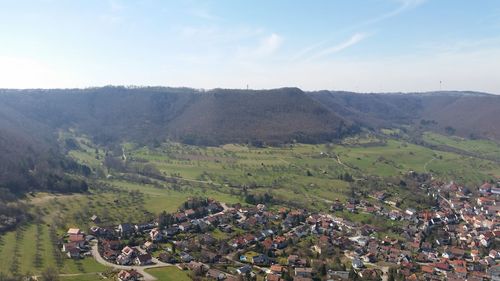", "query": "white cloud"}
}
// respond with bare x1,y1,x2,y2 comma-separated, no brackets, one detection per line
305,33,367,61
